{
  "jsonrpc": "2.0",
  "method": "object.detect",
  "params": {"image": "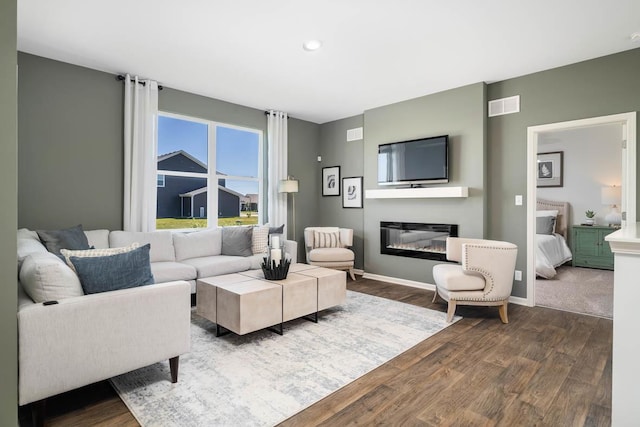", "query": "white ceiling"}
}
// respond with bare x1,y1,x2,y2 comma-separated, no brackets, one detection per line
17,0,640,124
